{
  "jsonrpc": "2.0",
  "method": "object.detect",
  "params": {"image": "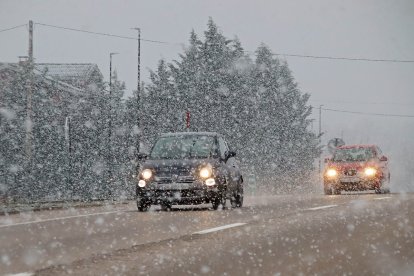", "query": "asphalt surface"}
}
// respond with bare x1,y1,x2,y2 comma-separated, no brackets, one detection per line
1,192,413,275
